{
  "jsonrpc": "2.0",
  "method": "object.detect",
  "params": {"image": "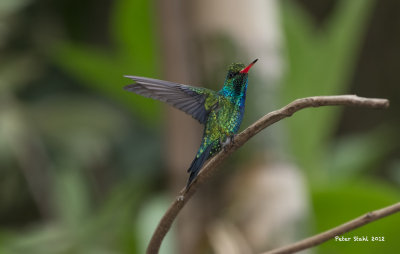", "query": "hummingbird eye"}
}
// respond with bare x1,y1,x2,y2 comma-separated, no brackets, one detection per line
228,72,238,79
